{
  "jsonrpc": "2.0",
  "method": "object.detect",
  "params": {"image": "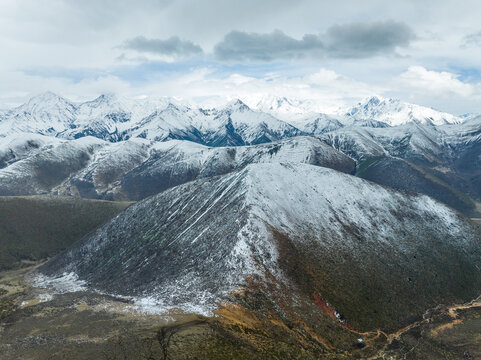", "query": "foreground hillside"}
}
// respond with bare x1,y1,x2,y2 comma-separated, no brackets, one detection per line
0,196,131,270
1,265,480,359
37,163,481,336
